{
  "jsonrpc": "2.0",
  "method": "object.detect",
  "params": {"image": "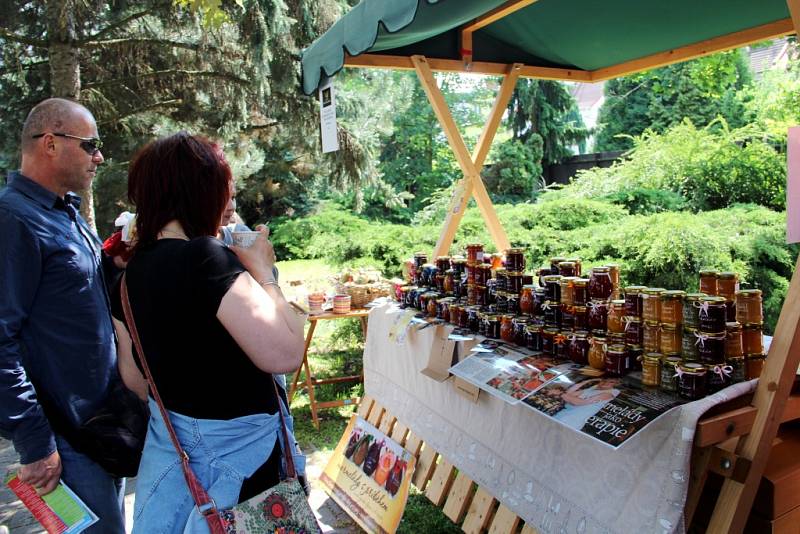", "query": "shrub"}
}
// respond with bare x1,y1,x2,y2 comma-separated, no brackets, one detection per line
602,188,687,215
